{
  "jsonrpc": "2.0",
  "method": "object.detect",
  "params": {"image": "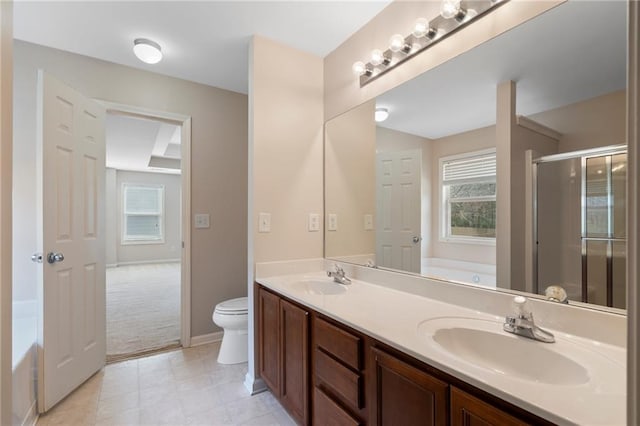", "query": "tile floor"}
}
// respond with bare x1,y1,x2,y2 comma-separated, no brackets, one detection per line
37,343,295,426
